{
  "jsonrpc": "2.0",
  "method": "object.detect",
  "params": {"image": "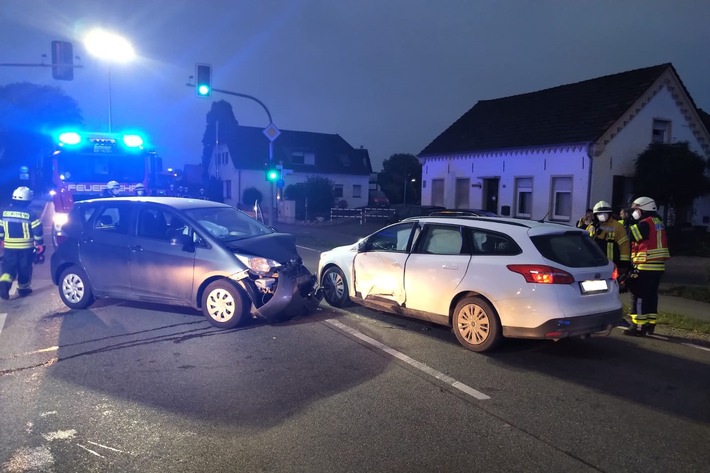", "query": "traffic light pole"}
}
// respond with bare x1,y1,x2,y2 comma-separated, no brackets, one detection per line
191,84,278,226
